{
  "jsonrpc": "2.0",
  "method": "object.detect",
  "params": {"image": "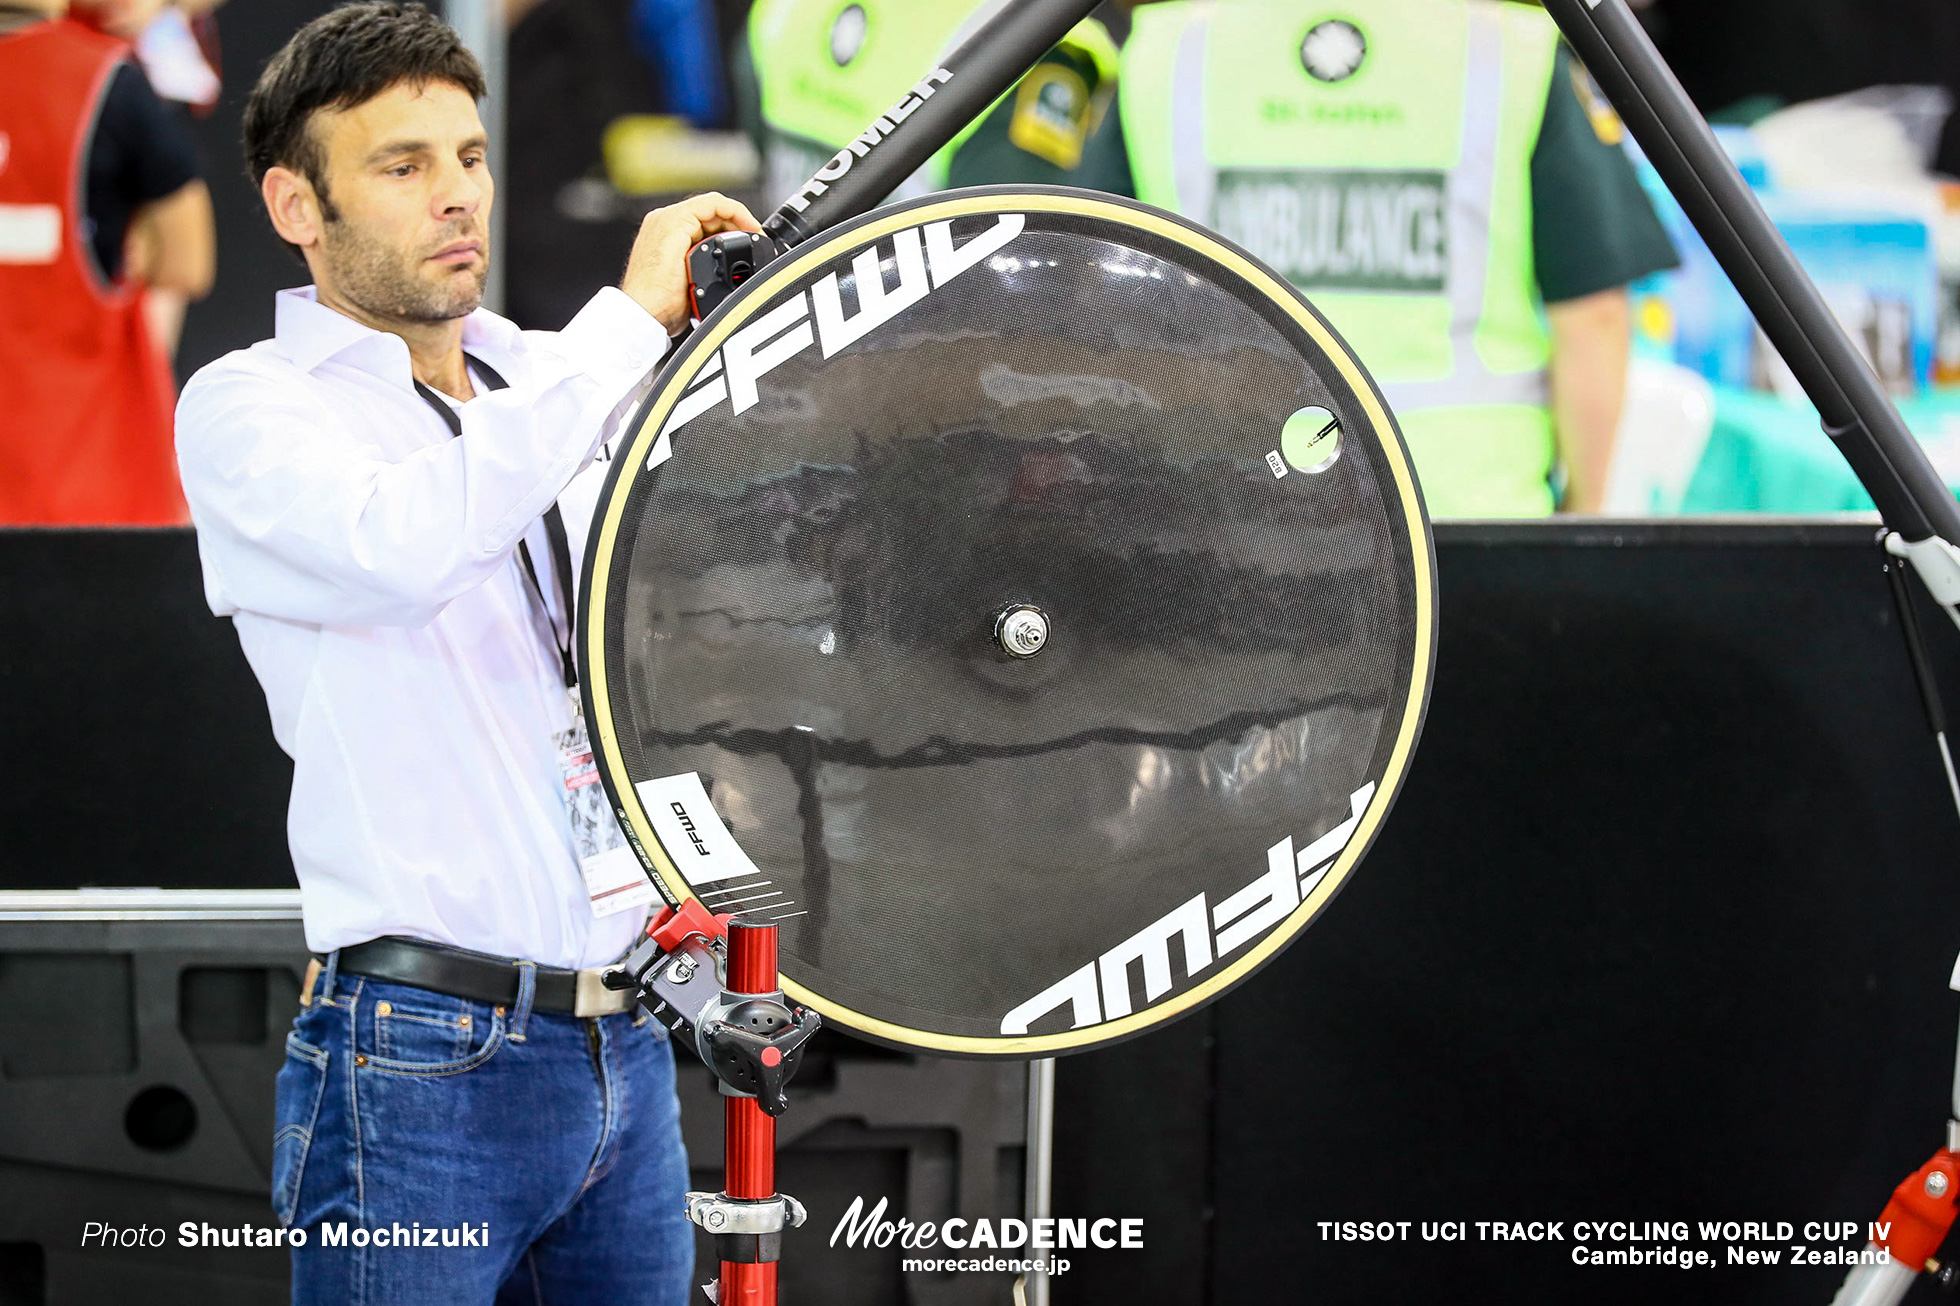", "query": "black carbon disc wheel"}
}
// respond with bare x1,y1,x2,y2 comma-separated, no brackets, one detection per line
578,187,1435,1057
